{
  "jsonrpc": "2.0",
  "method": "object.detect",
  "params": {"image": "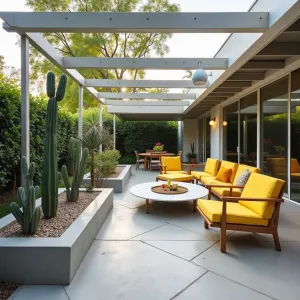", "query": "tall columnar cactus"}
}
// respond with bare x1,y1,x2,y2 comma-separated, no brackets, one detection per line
67,137,76,176
10,157,41,235
42,72,67,218
61,139,89,202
